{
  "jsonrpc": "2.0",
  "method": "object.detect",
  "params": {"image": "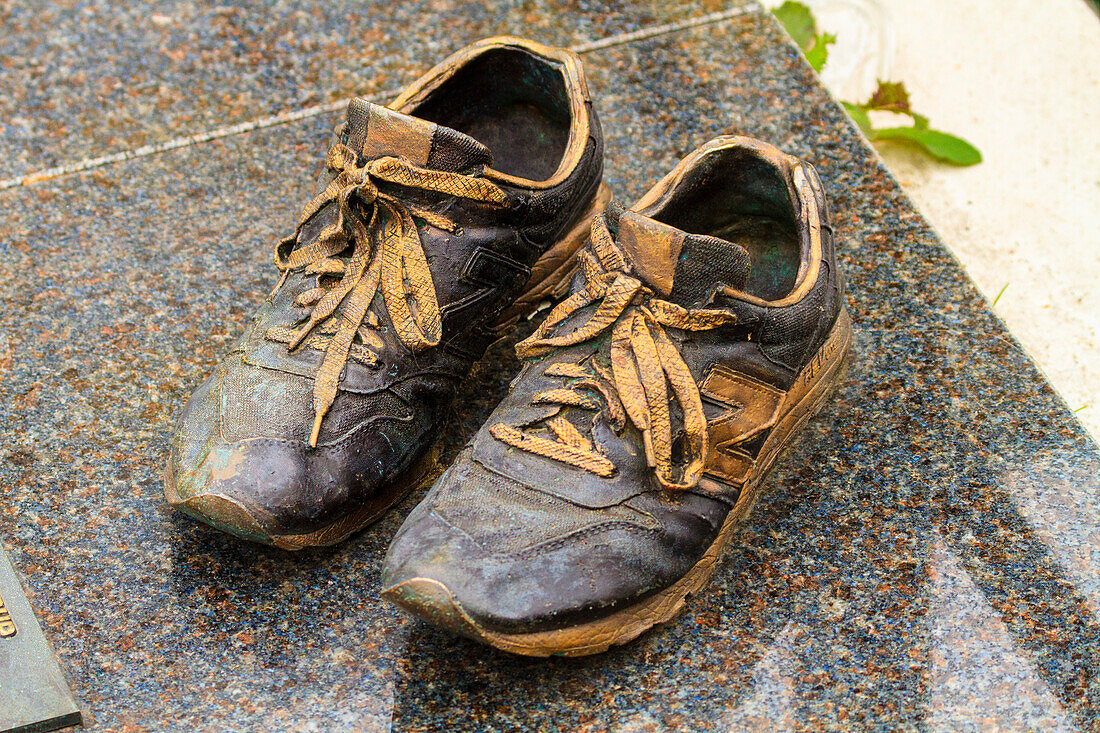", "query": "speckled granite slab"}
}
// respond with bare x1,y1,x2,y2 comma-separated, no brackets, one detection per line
0,5,1098,731
0,0,749,180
